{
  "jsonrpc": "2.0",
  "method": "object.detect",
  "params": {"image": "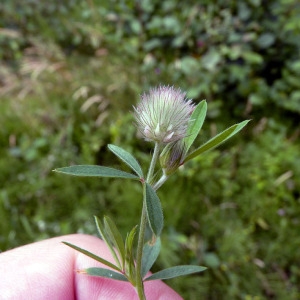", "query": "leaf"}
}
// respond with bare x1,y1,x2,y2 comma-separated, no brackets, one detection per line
142,237,161,278
108,144,144,178
125,226,138,281
145,183,164,237
62,241,121,272
54,165,138,179
103,216,126,269
144,265,207,281
85,267,128,281
184,120,250,163
94,216,121,268
184,100,207,153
